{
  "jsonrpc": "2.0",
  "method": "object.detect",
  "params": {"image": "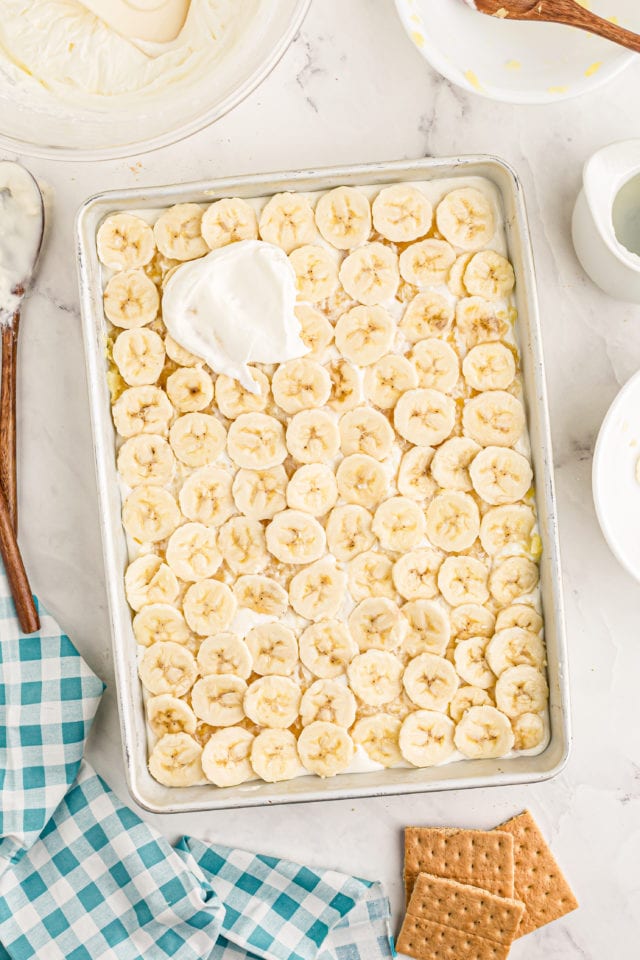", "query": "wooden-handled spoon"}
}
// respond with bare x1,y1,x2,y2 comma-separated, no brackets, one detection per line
468,0,640,53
